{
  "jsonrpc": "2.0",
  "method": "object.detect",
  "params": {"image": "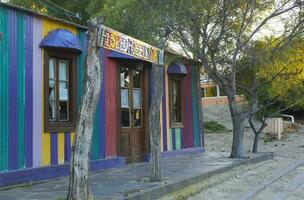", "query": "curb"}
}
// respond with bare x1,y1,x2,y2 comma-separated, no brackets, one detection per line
124,152,273,200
